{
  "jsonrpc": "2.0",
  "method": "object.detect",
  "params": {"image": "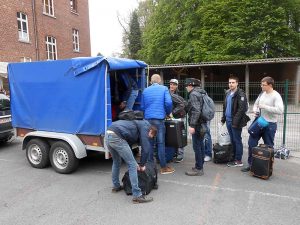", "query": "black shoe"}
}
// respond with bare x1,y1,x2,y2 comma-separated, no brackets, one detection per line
132,195,153,204
241,166,250,172
112,185,123,193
